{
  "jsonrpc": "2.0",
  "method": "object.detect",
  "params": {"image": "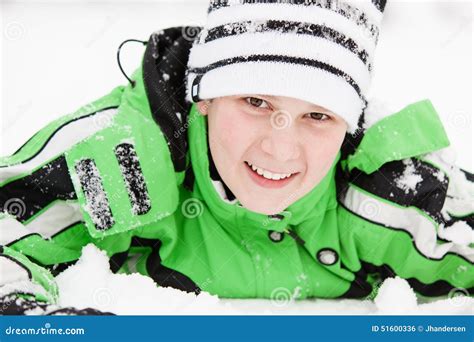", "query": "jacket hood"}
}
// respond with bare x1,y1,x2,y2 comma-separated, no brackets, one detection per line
141,26,198,172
